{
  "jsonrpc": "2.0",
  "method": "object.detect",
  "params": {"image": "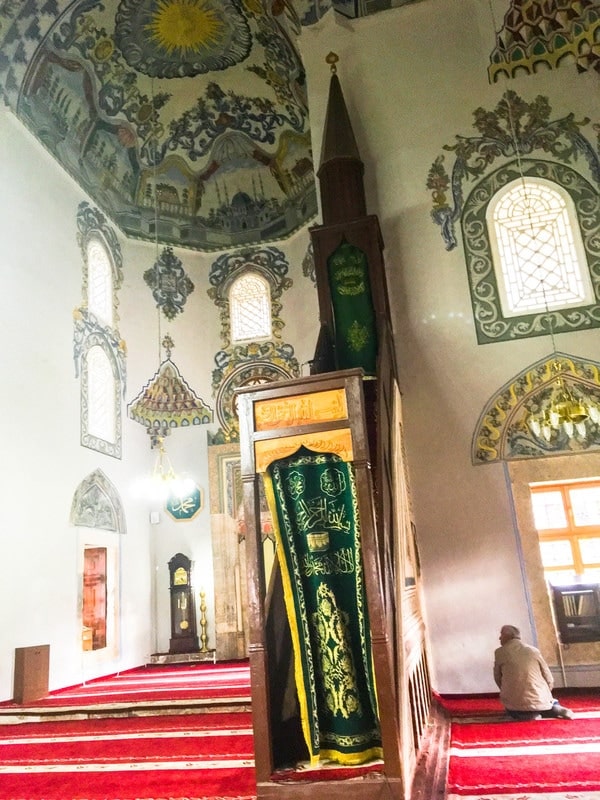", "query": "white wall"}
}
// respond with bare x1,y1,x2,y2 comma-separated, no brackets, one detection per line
0,108,156,699
300,1,600,692
0,102,320,700
119,221,318,656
